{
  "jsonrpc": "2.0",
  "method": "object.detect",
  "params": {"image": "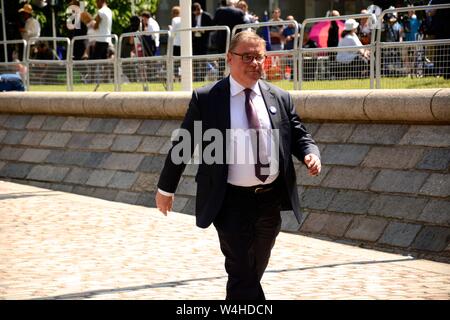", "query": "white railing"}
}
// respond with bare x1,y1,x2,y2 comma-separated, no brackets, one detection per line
117,30,170,91
68,34,118,91
168,25,230,91
233,20,300,90
375,3,450,88
300,13,377,89
1,4,449,92
0,39,27,88
26,36,71,90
